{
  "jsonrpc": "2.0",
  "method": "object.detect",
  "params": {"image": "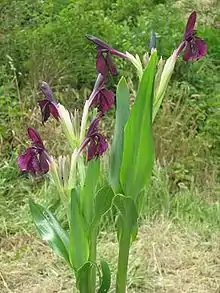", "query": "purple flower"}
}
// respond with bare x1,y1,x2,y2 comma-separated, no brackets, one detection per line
86,34,127,76
80,114,108,161
178,11,207,61
17,128,50,175
91,88,114,113
88,74,115,113
39,81,60,123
